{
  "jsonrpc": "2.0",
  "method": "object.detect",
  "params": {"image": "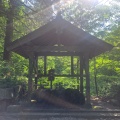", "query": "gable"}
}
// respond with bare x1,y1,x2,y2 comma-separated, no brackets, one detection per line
7,16,113,58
